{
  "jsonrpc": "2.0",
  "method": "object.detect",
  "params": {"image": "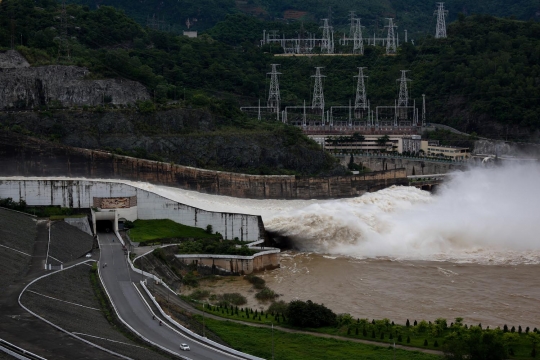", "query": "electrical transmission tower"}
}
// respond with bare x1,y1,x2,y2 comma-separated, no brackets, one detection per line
320,19,334,54
385,18,397,55
59,0,70,58
354,67,368,110
434,3,448,39
267,64,281,113
312,67,326,113
353,19,364,55
397,70,411,107
349,11,356,39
